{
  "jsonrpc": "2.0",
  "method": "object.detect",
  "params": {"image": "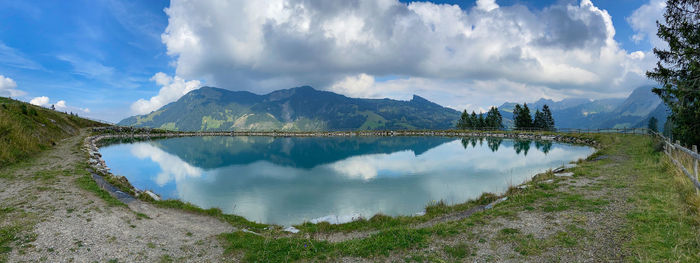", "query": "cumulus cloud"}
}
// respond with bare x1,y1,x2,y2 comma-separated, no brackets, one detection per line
130,72,201,115
28,96,90,113
0,75,25,97
29,96,49,106
476,0,499,12
159,0,657,108
627,0,666,48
